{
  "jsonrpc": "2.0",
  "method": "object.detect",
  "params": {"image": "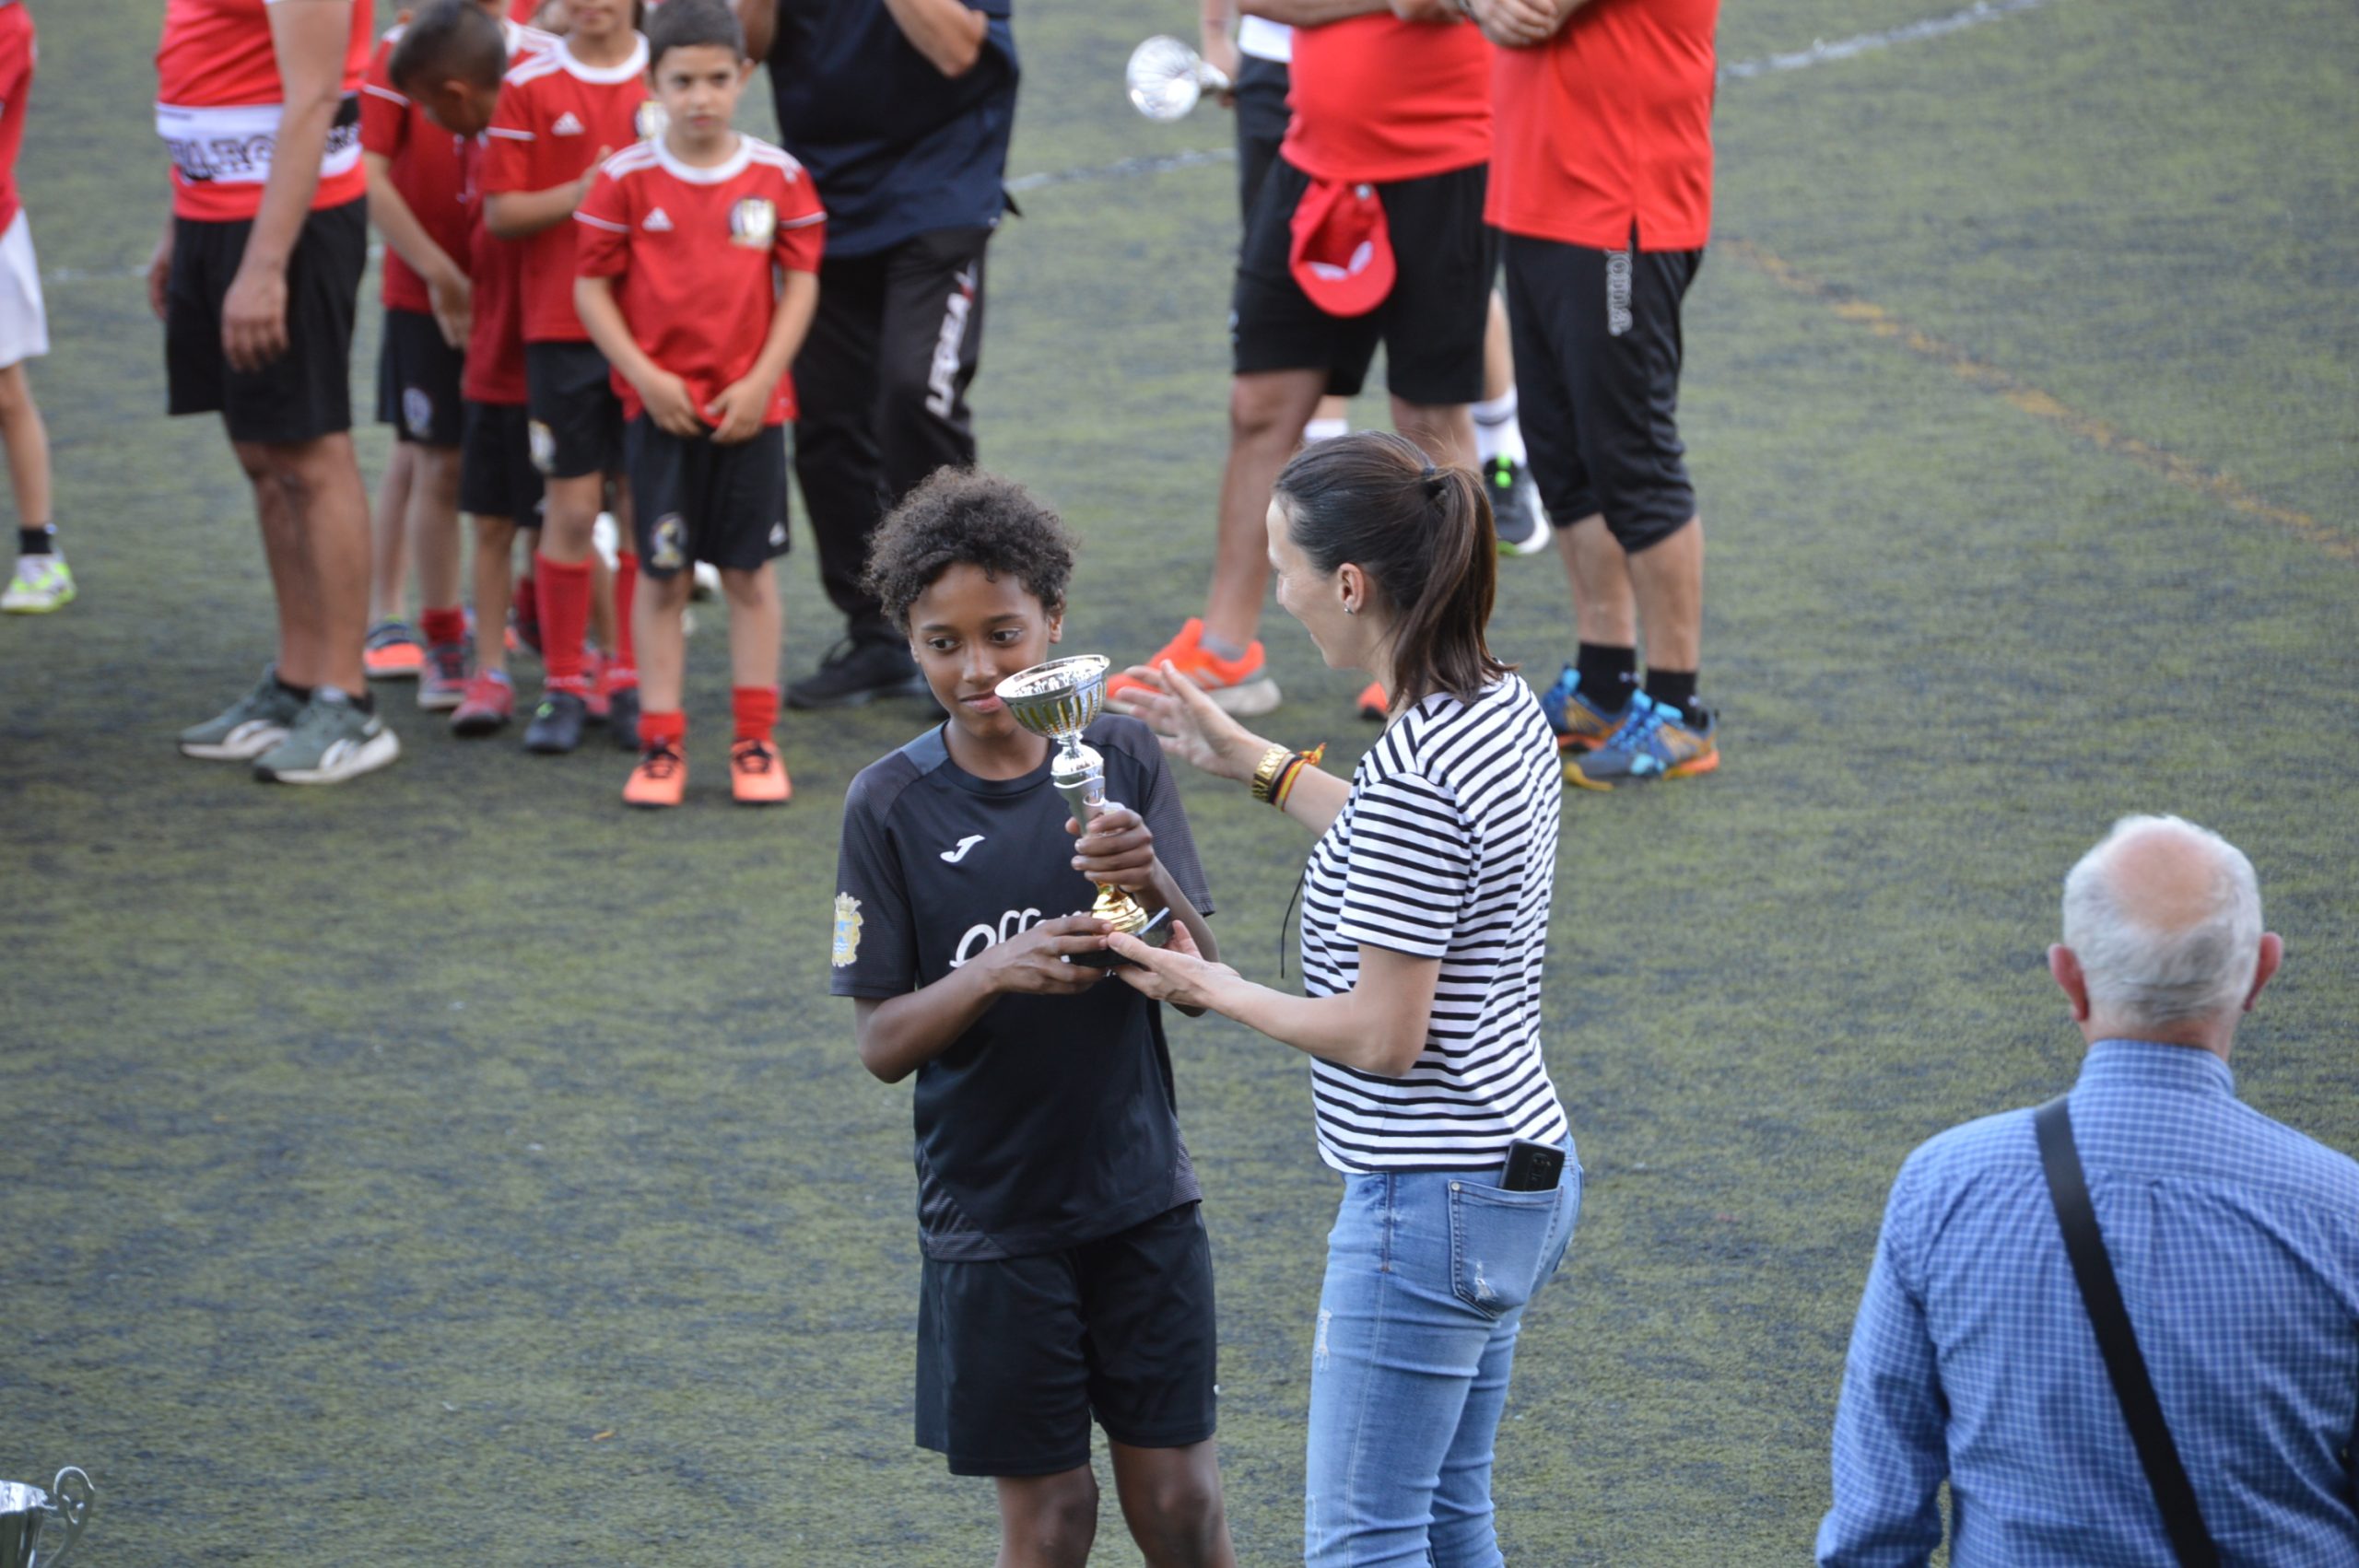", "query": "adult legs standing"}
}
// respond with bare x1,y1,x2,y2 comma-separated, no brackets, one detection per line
788,226,990,708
